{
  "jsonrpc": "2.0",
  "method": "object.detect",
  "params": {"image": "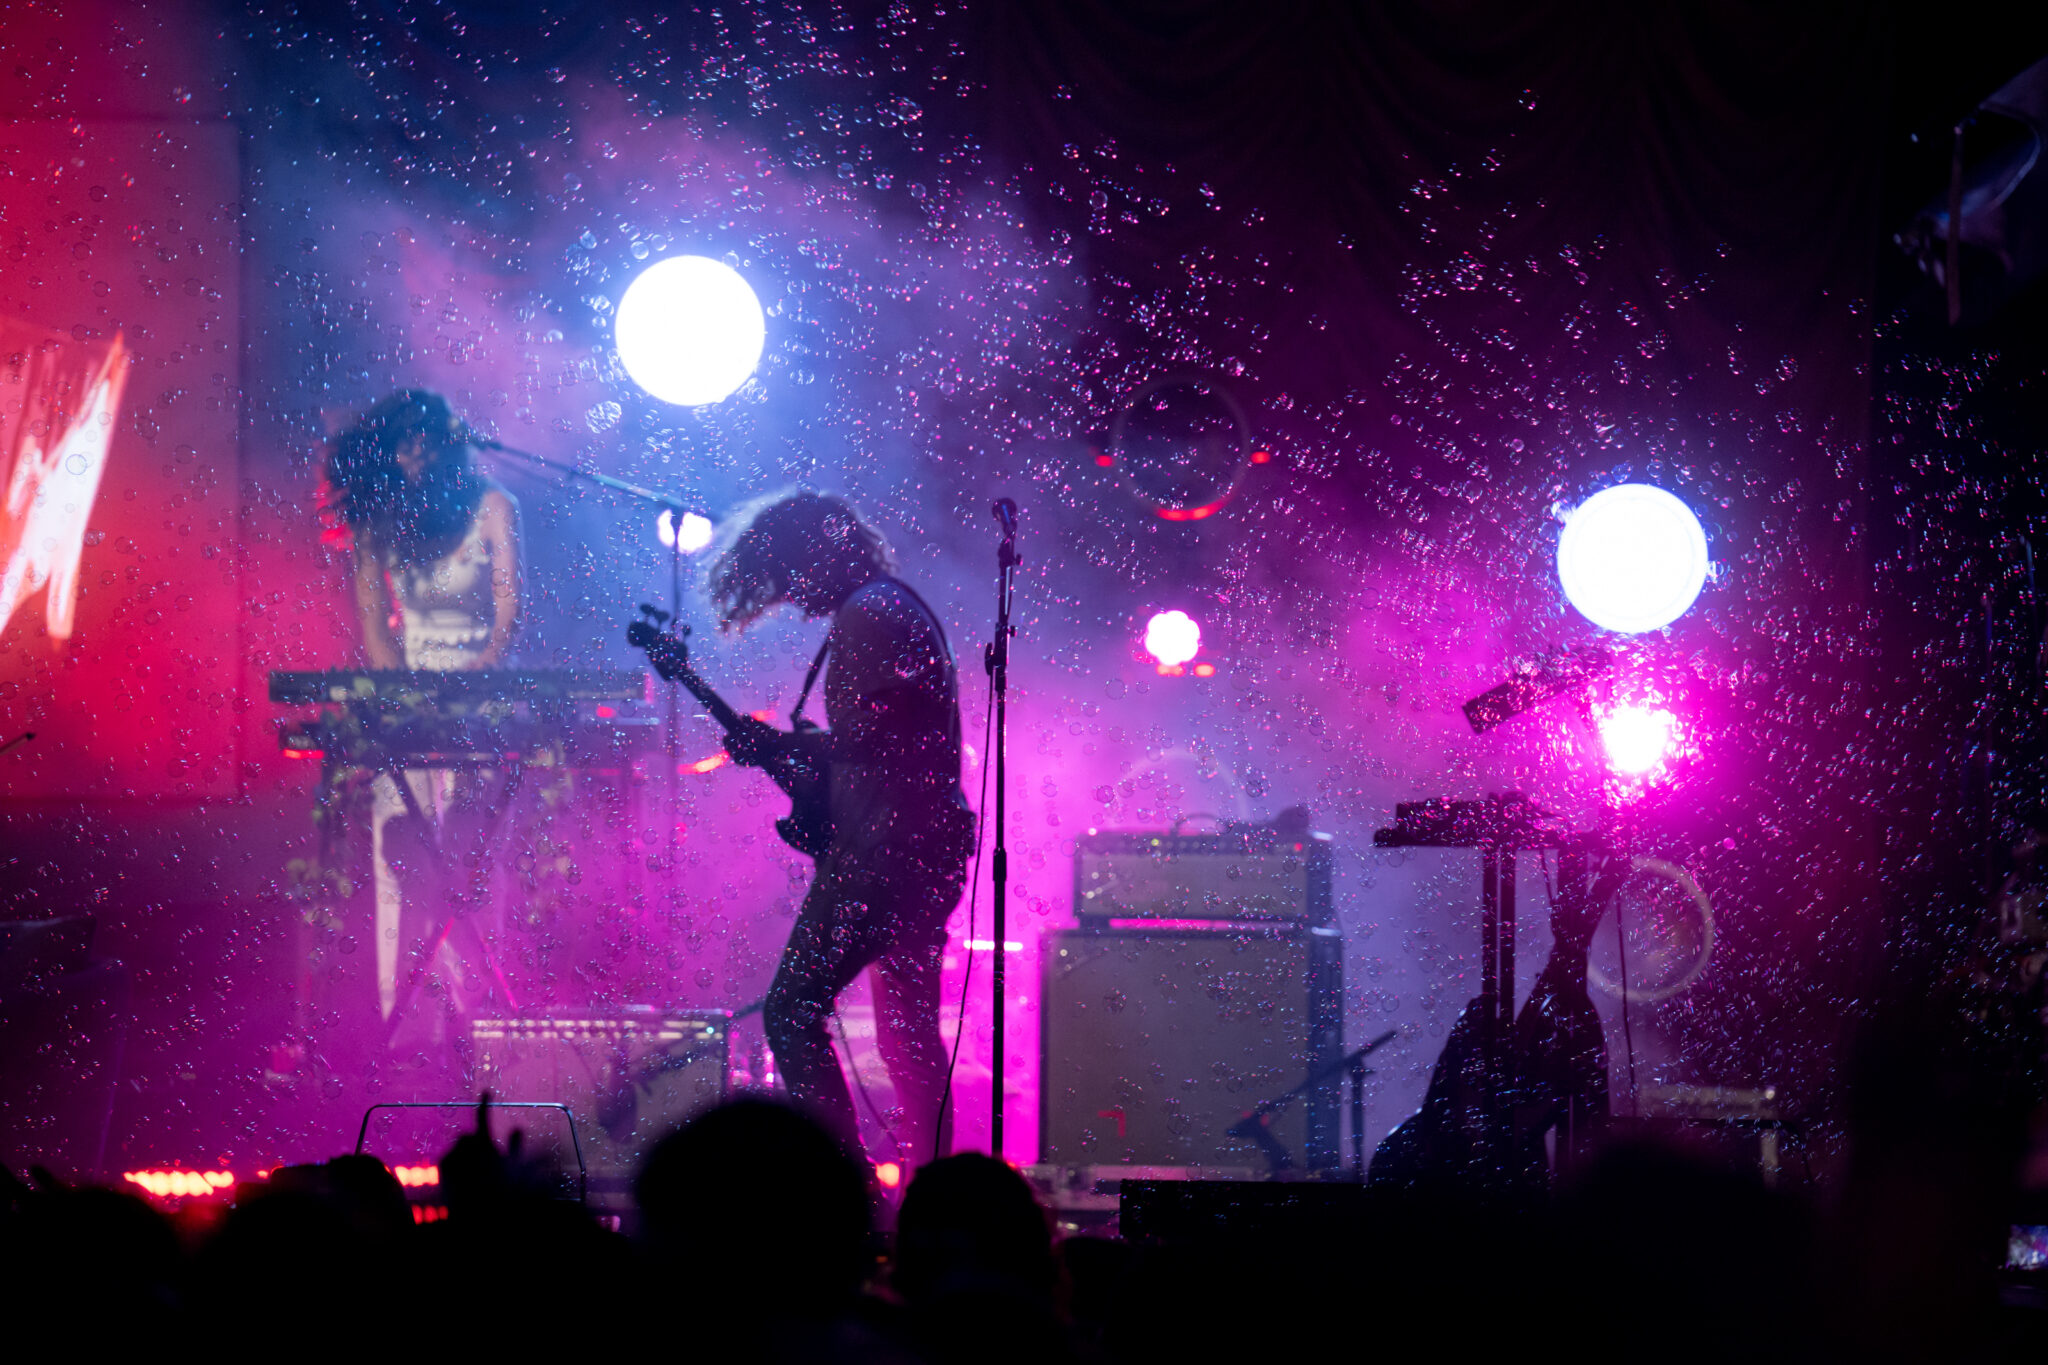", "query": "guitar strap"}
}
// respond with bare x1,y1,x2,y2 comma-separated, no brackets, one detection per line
790,638,831,729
